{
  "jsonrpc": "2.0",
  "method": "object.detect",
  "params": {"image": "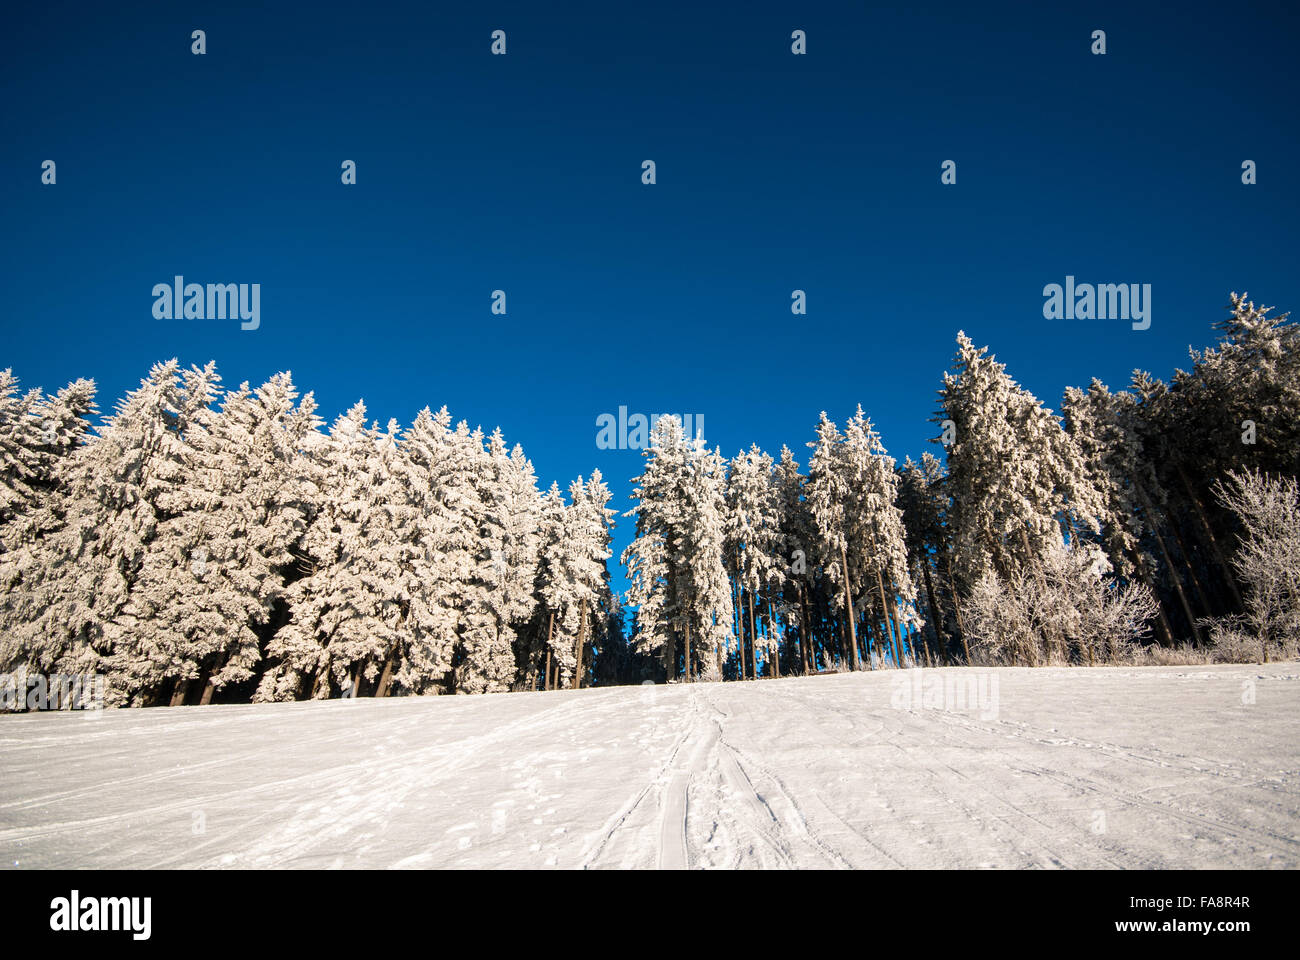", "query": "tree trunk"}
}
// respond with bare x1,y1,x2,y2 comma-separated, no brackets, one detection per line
169,678,191,707
748,590,759,679
944,555,972,663
919,557,948,665
312,664,331,699
665,616,677,684
1167,517,1214,619
1135,482,1203,644
840,543,859,671
732,567,744,680
874,564,900,667
684,618,692,683
798,582,813,674
1127,547,1174,647
199,675,218,705
763,598,779,678
573,597,589,689
1178,464,1244,611
543,612,554,691
375,652,395,698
